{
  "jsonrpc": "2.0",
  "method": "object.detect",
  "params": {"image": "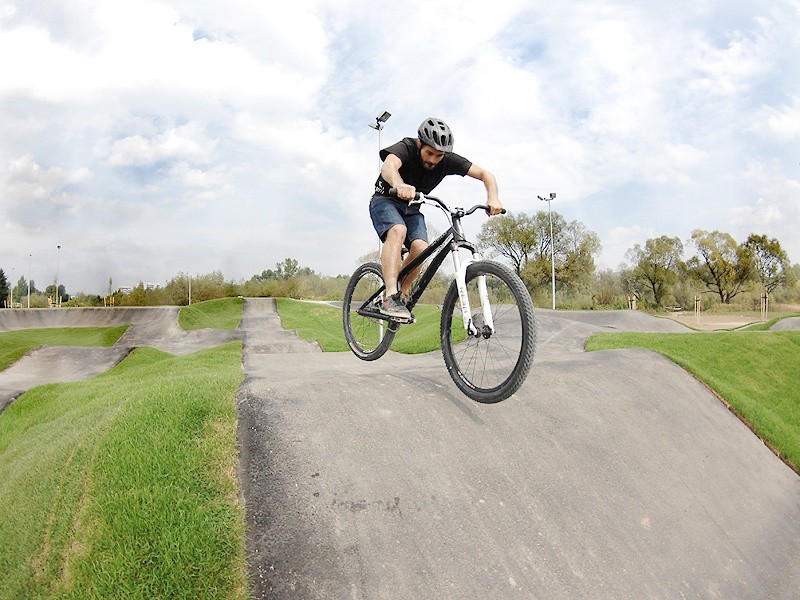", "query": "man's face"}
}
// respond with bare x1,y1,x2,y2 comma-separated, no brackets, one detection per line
420,145,445,170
